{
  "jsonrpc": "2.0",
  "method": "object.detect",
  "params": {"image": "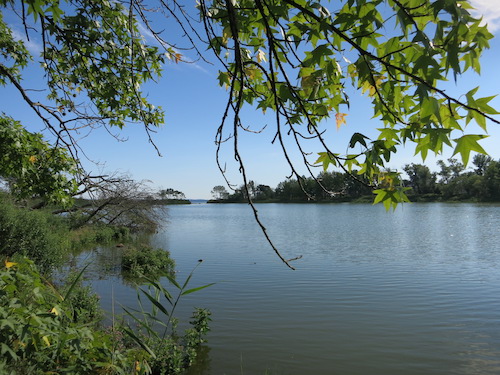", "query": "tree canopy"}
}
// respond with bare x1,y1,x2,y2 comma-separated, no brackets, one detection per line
0,0,166,205
0,115,78,206
1,0,499,266
203,0,498,207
